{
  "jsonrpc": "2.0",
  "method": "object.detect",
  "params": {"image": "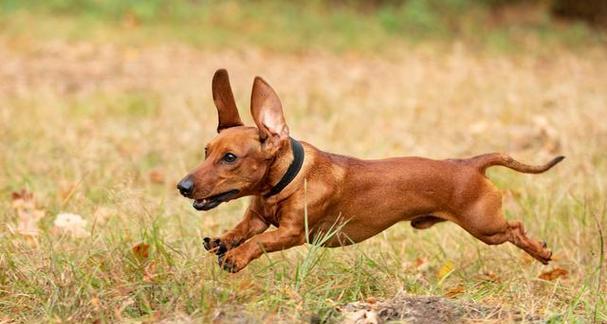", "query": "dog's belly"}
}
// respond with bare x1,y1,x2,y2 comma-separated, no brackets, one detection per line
306,157,476,246
309,206,428,247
